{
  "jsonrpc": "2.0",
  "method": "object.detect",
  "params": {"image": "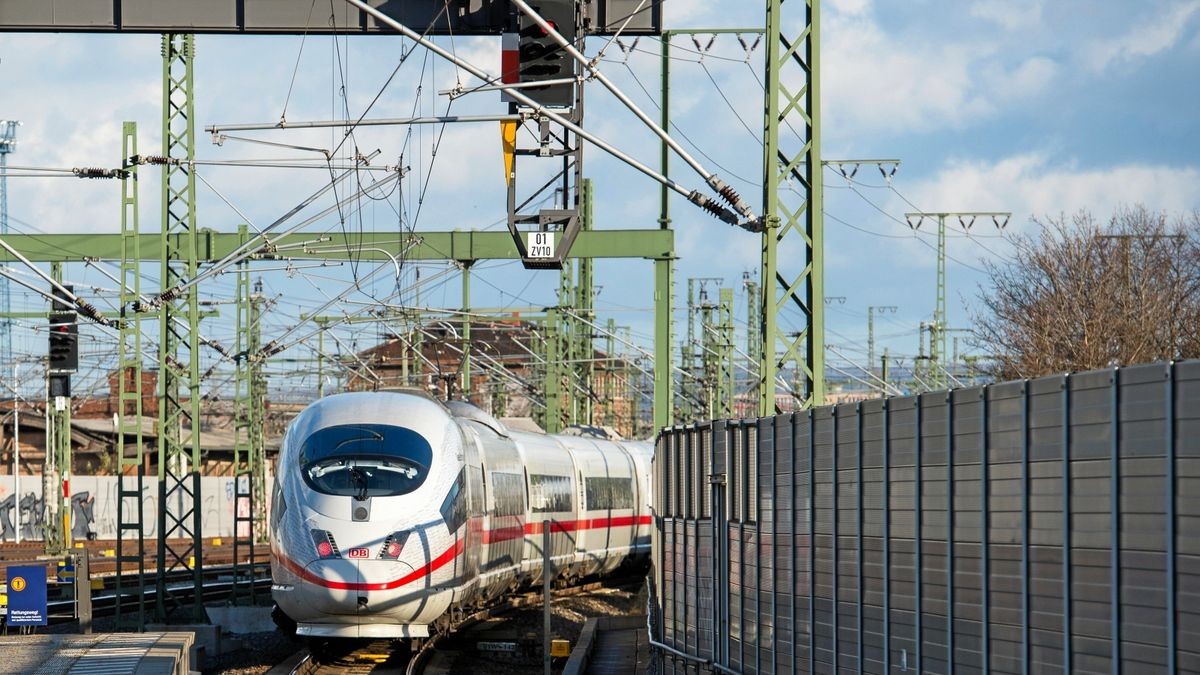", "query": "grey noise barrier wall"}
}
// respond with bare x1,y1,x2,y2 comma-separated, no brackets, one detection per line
650,361,1200,674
